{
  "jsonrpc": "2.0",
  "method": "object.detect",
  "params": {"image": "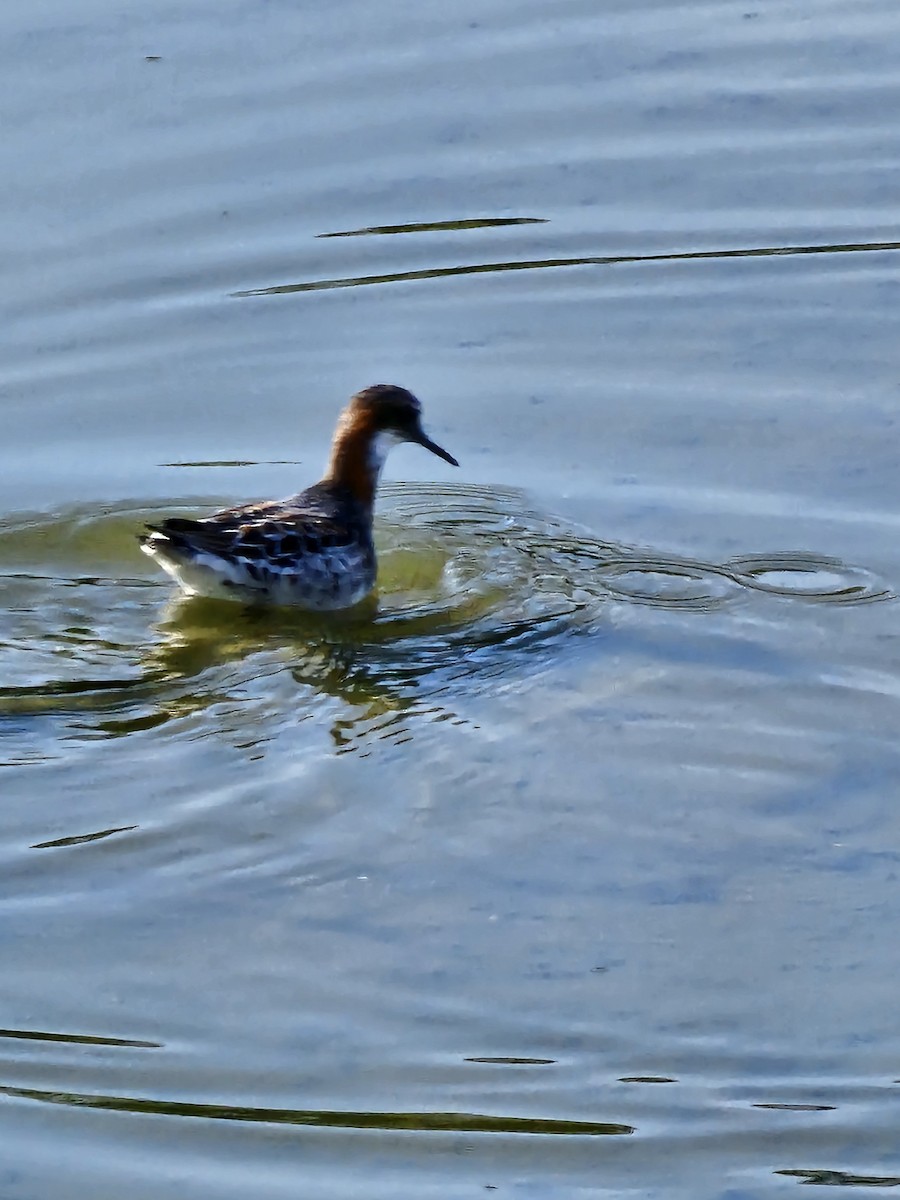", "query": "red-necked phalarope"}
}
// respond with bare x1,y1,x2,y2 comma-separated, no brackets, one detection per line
140,384,458,608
